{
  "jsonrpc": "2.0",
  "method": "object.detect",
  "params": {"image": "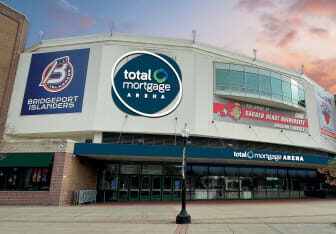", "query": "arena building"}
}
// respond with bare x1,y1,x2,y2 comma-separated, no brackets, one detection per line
0,32,335,205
